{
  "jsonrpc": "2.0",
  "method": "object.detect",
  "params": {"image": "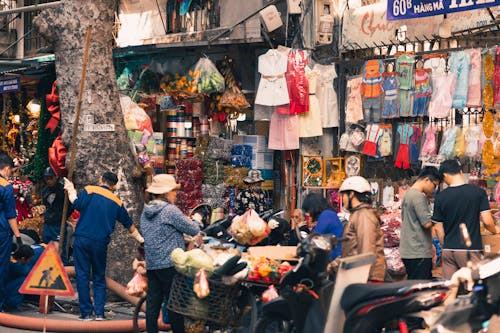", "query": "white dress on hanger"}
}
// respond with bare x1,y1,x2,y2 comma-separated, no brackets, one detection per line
299,69,323,137
314,63,339,128
255,49,290,106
